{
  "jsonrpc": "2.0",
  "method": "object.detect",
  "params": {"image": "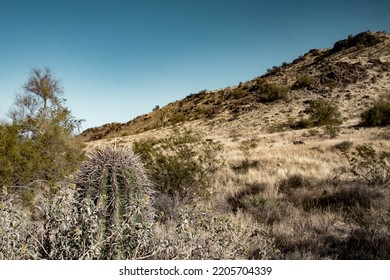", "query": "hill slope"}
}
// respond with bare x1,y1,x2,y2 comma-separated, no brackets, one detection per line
80,31,390,260
81,31,390,141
